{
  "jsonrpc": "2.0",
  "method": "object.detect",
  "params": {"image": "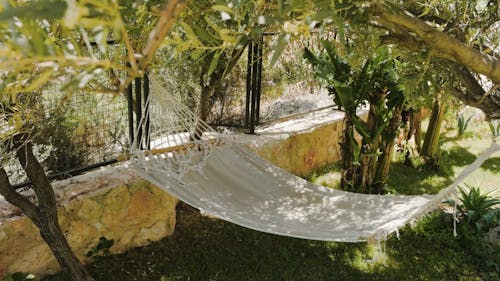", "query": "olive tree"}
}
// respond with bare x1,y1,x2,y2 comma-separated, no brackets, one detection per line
263,0,500,119
0,0,186,279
